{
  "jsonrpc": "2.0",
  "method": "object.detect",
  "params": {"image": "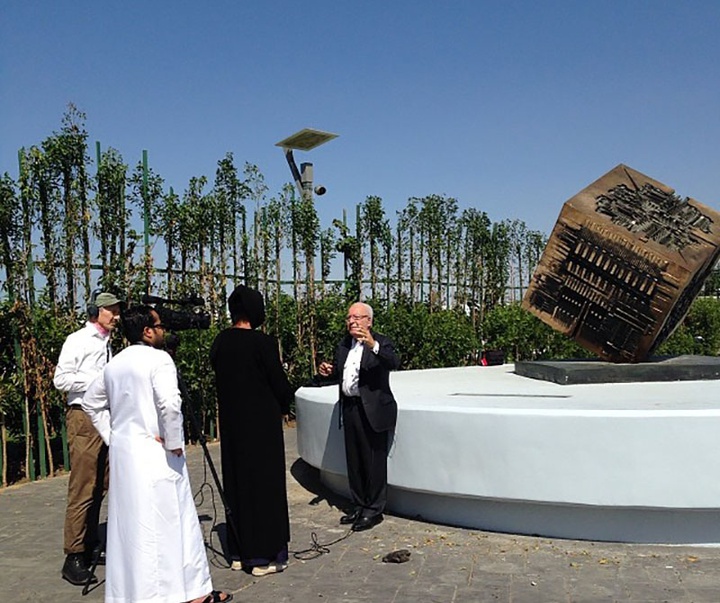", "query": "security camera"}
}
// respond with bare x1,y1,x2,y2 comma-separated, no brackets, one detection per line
314,185,327,196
